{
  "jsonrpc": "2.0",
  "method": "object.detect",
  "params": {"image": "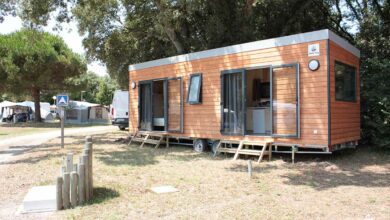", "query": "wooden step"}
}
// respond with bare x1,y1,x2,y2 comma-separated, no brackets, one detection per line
131,137,145,142
217,148,238,154
237,149,270,156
